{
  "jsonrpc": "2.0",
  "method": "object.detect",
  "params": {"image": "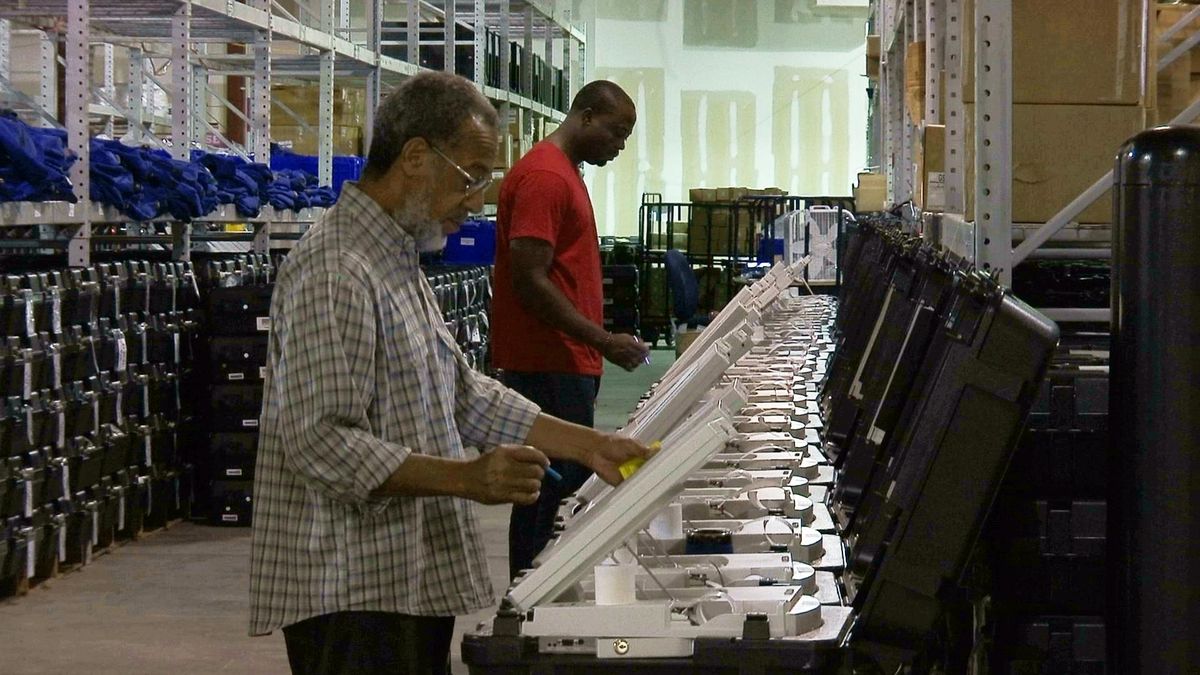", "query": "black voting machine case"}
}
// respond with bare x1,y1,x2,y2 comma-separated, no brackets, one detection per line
463,216,1059,674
